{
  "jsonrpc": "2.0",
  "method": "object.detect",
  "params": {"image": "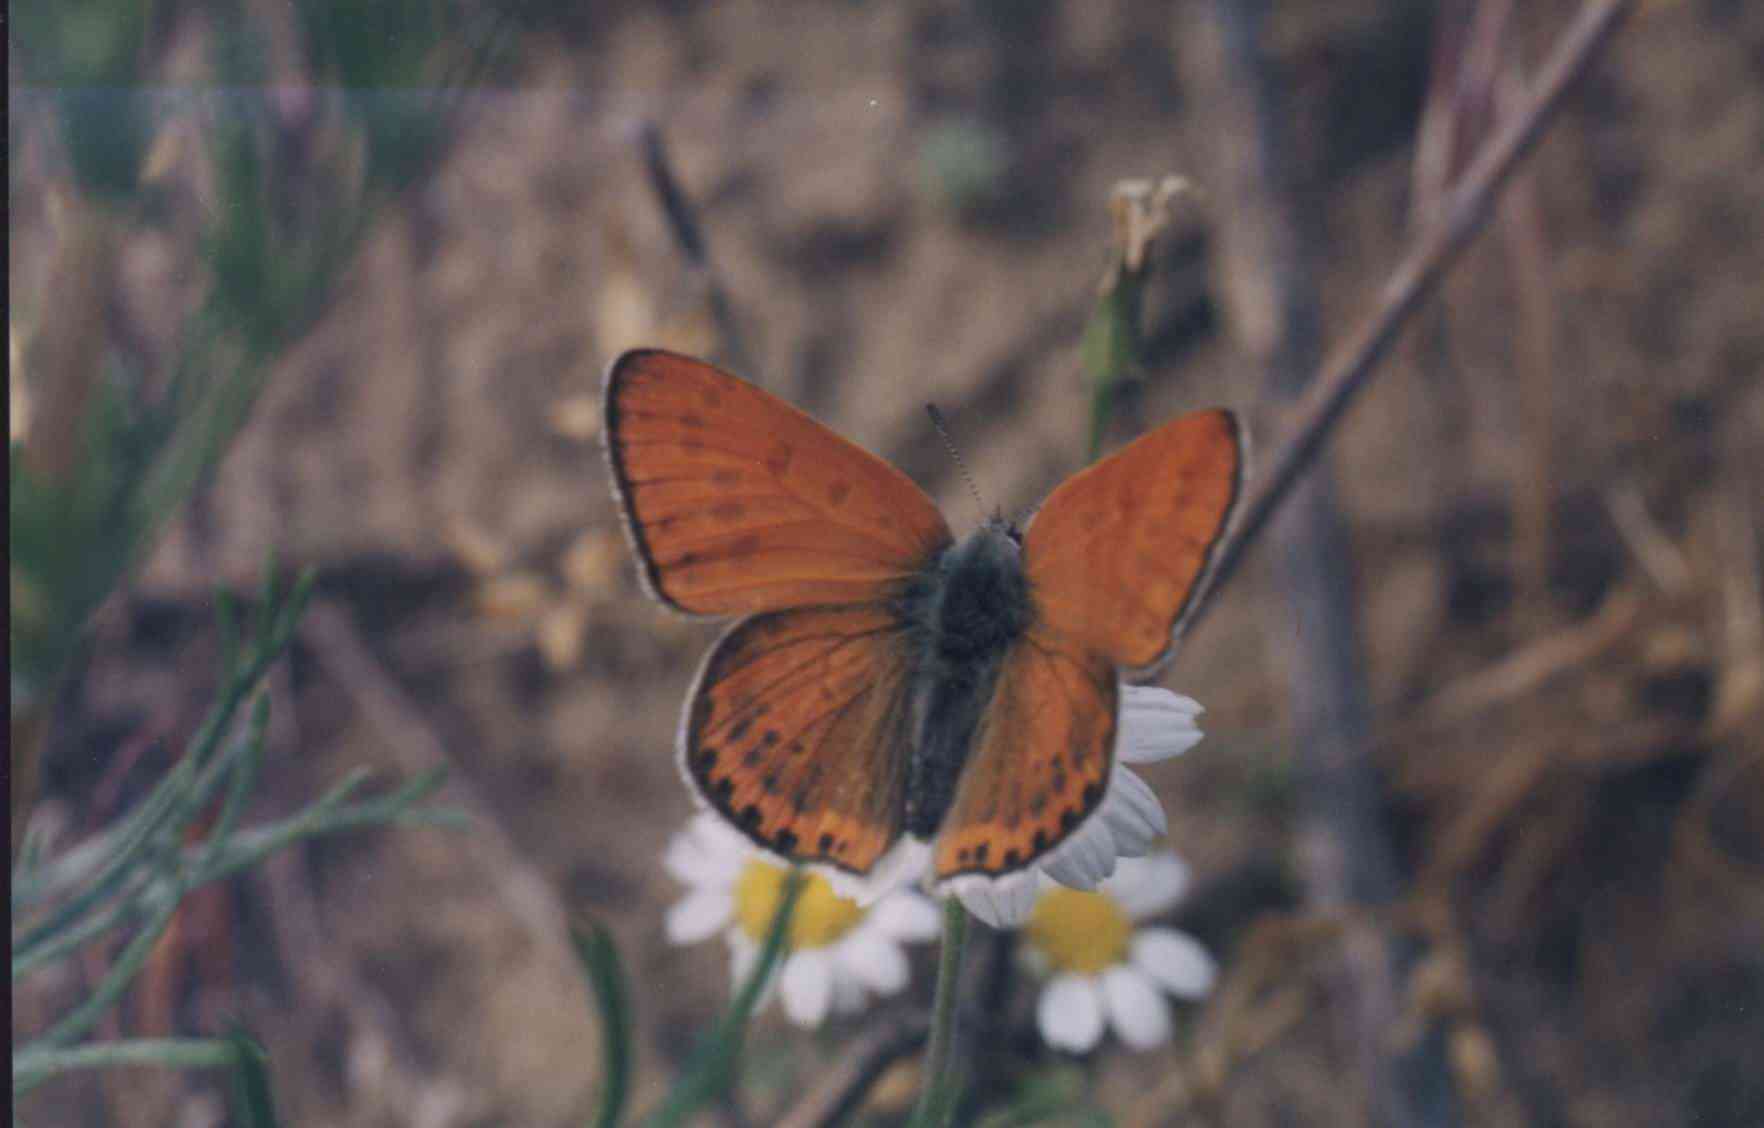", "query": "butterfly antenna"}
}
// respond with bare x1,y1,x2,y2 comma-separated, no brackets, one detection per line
926,403,989,521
